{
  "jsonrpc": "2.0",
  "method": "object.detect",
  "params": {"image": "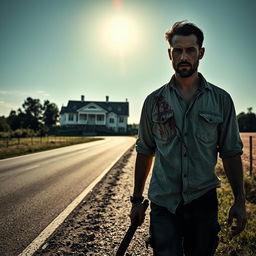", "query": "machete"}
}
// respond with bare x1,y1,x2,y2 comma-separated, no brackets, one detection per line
116,199,149,256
